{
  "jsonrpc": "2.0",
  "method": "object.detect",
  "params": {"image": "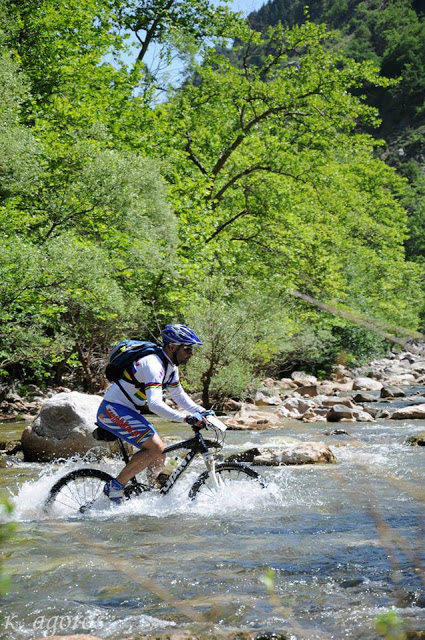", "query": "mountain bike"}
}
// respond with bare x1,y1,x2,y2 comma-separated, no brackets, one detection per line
44,415,266,515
